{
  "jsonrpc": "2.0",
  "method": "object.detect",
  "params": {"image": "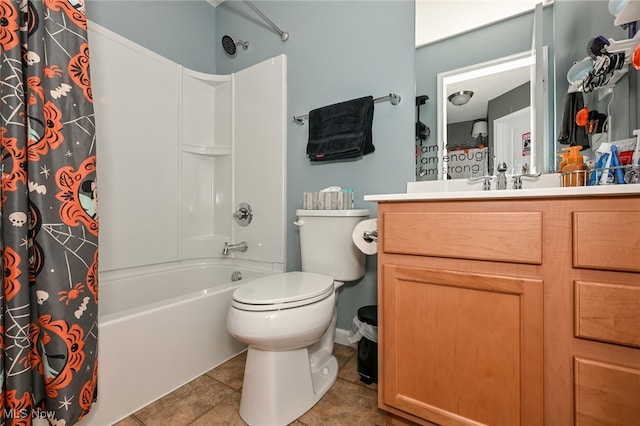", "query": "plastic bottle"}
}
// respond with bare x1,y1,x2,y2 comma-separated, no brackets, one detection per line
562,145,589,186
632,129,640,166
580,146,596,170
557,147,571,172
